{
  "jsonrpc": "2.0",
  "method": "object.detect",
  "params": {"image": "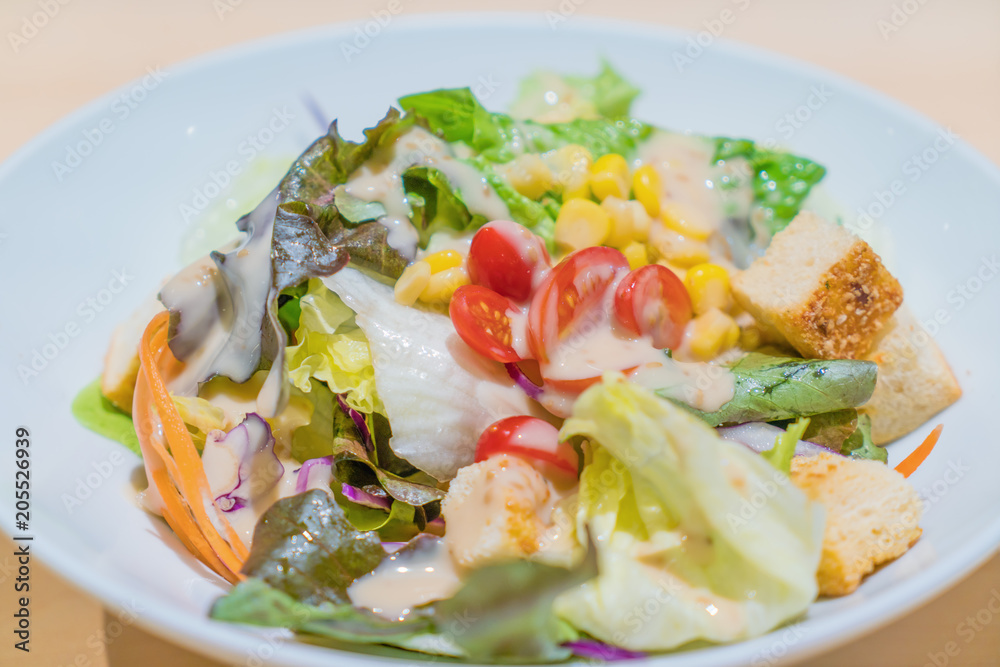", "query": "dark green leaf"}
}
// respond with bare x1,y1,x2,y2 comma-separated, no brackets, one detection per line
241,489,385,605
72,378,141,457
333,437,445,508
432,547,597,663
841,414,887,463
402,166,487,247
333,189,387,224
800,408,859,450
277,282,309,339
664,352,877,427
